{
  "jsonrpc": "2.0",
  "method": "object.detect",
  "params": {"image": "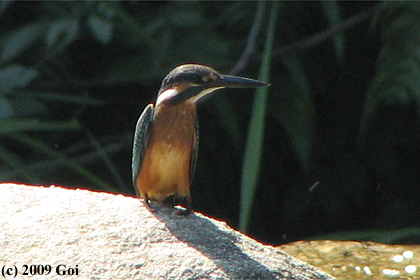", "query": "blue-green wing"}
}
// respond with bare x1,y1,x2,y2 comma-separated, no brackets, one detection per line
132,104,154,193
189,118,199,184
